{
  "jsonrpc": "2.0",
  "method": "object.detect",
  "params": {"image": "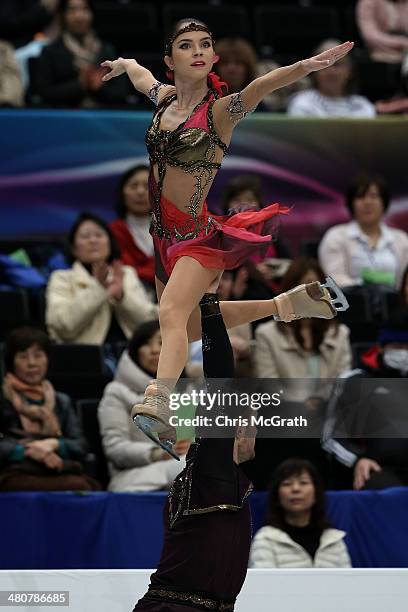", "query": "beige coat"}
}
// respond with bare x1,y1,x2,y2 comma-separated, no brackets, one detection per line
46,261,157,344
254,322,351,401
249,525,352,568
